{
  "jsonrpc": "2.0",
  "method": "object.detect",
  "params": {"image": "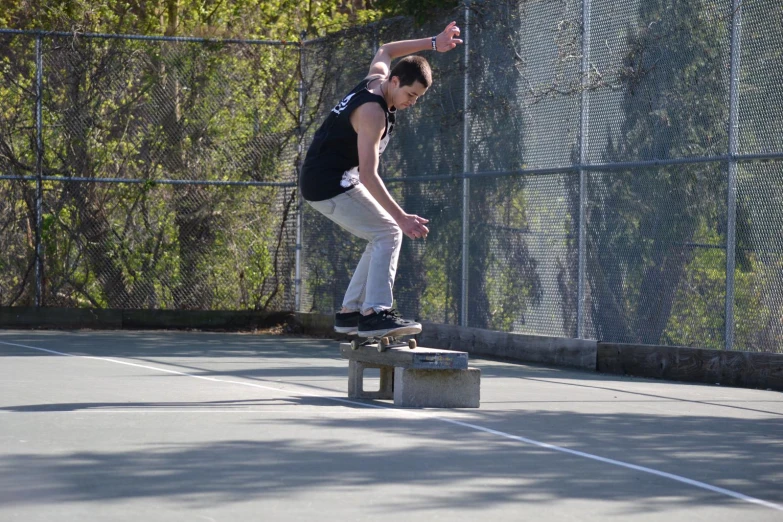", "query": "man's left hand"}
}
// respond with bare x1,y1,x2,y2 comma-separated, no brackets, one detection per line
435,21,463,52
